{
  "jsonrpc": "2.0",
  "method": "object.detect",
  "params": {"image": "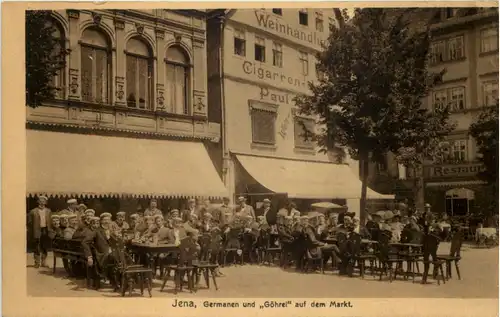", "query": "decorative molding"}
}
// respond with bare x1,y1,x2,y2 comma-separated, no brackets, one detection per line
158,117,165,129
69,107,80,120
248,99,279,113
156,84,165,110
91,12,102,26
68,68,79,99
174,33,182,43
155,29,165,40
67,9,80,20
194,97,206,114
114,18,125,30
116,112,127,124
136,23,145,35
115,77,125,104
